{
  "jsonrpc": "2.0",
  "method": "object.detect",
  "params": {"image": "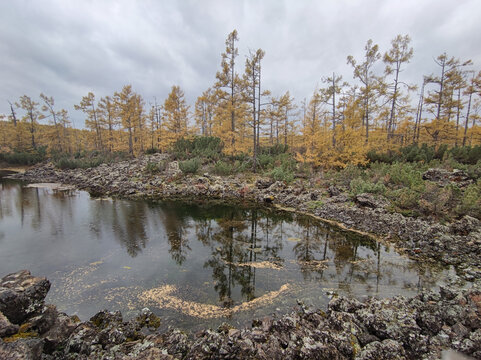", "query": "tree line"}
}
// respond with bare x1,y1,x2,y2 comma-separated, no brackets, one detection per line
1,31,481,168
